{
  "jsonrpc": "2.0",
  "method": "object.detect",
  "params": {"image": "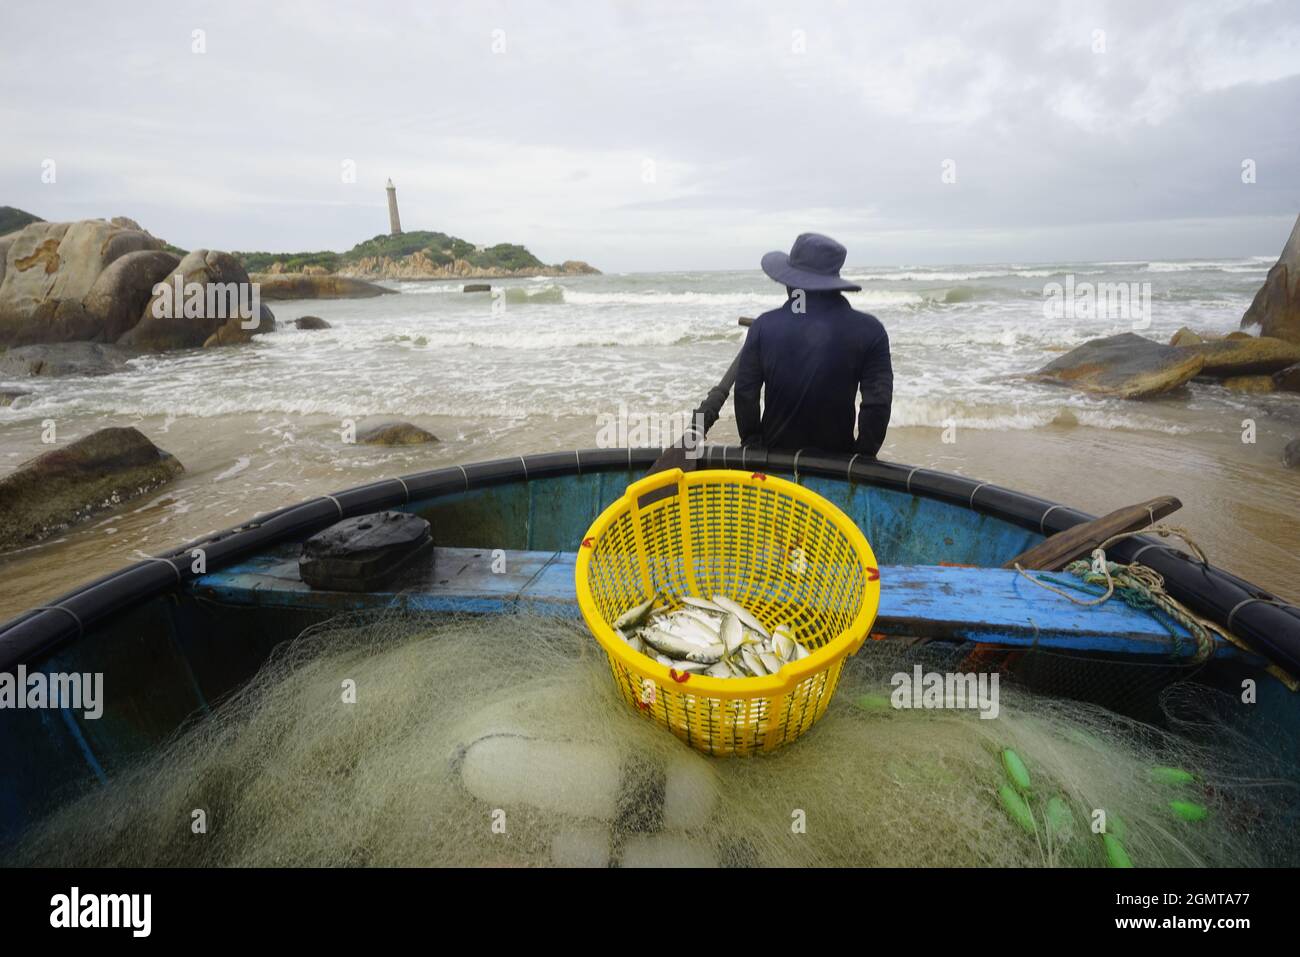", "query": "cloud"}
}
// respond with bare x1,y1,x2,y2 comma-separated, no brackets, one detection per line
1,0,1297,269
